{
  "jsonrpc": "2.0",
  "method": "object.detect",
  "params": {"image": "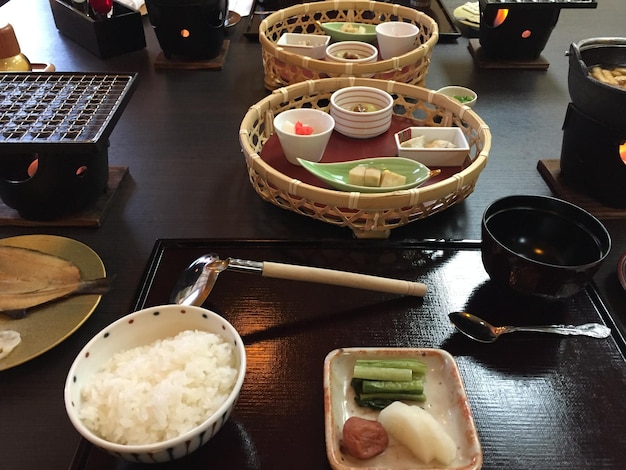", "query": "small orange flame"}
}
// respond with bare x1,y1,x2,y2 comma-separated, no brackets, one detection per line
494,9,509,28
620,142,626,164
